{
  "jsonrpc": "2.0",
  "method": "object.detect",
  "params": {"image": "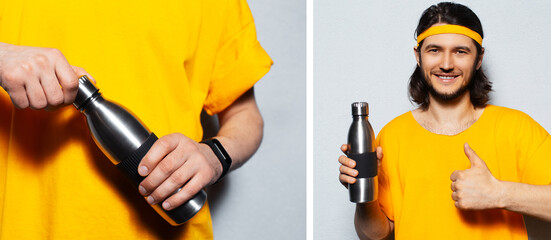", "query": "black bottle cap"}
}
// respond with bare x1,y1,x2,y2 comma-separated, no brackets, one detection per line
351,102,369,116
73,75,99,110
